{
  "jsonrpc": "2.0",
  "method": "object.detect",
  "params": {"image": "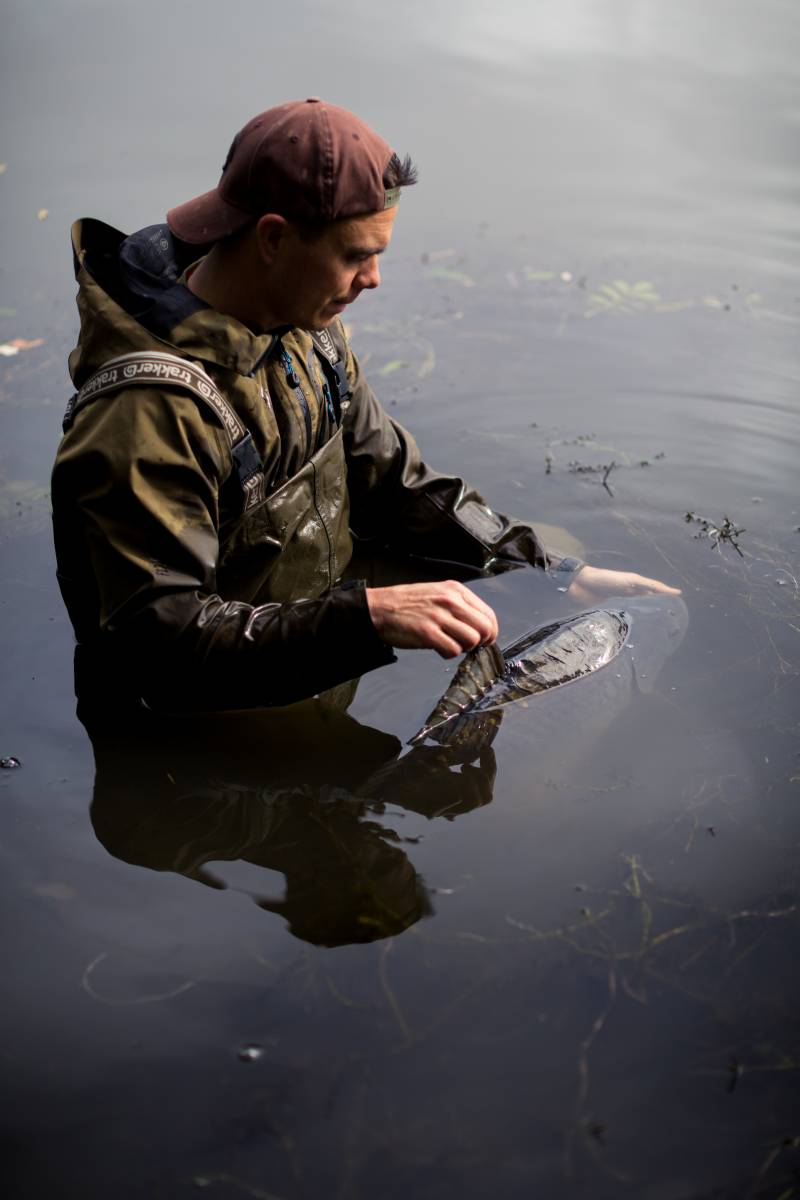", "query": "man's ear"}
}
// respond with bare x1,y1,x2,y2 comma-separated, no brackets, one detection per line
255,213,289,266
